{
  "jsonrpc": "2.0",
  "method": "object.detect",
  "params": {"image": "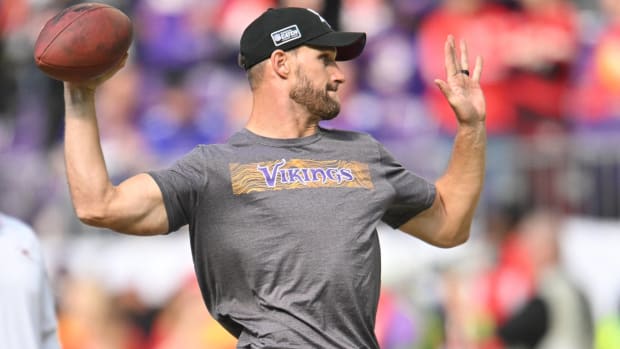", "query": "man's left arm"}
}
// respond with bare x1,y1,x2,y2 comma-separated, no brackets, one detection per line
400,35,486,247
